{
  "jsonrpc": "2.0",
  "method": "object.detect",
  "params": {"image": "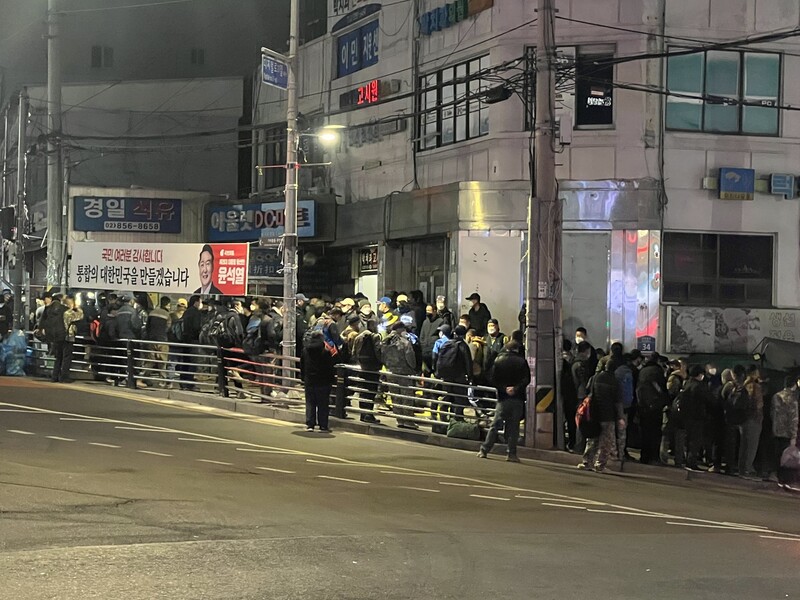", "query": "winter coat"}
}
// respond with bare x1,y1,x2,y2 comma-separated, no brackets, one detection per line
571,358,592,400
301,333,338,386
468,336,486,381
772,389,799,439
483,332,508,378
353,330,382,371
468,303,492,336
63,307,84,343
436,308,454,330
419,313,444,359
0,300,12,337
490,346,531,399
379,331,417,376
679,378,710,423
637,361,668,413
590,370,620,423
42,300,67,343
145,307,171,342
615,363,635,410
183,304,203,343
744,376,765,421
116,303,143,340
